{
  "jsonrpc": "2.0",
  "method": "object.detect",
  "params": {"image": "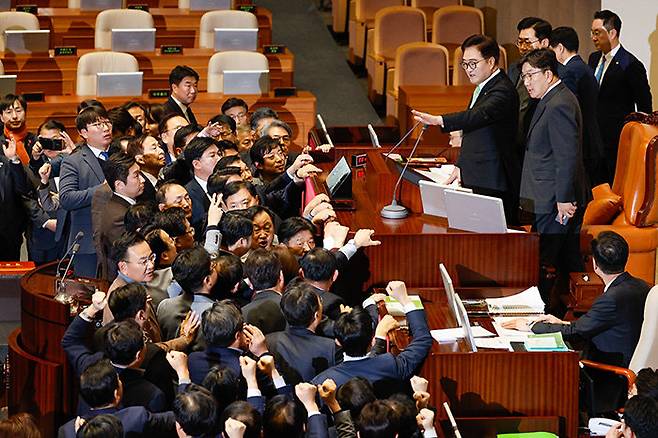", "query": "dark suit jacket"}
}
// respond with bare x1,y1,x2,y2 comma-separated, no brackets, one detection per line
442,70,521,196
188,345,242,384
588,46,652,159
97,193,131,281
57,145,107,254
58,406,175,438
309,285,345,321
164,96,198,126
310,308,432,388
137,172,157,203
185,177,210,237
520,82,588,214
242,289,286,334
533,271,649,367
266,326,339,385
561,55,606,185
508,62,538,152
0,156,30,258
